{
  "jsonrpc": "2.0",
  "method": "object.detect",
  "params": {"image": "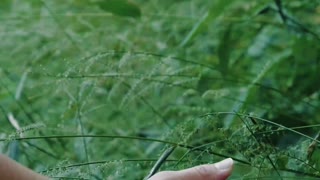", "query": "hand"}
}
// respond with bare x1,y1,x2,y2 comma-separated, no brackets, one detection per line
149,158,233,180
